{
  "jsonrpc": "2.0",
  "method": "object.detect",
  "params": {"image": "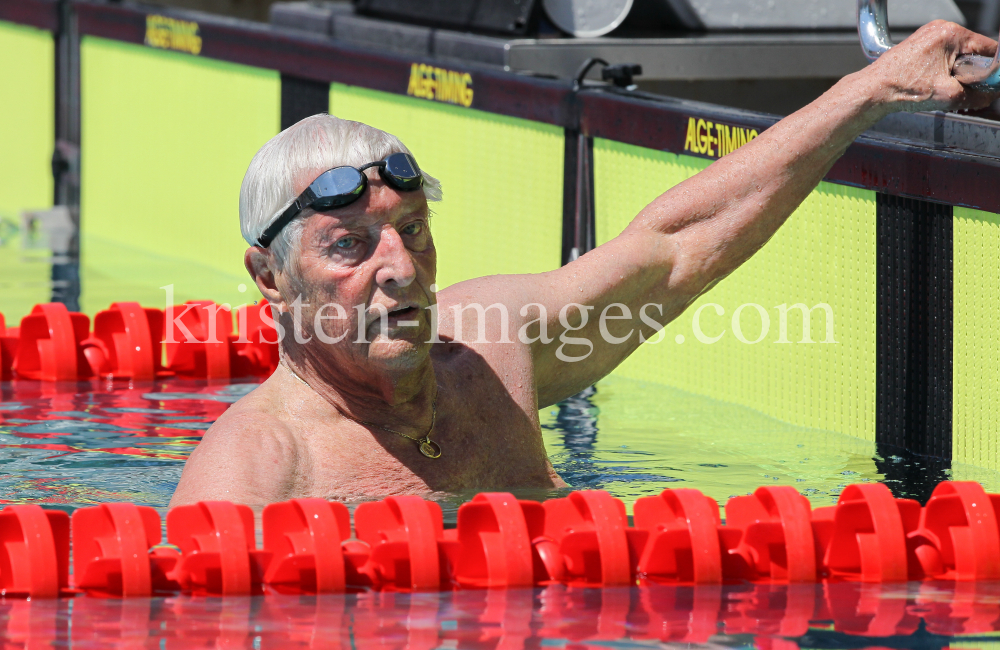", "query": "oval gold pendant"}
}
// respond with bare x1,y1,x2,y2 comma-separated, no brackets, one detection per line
419,439,442,459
